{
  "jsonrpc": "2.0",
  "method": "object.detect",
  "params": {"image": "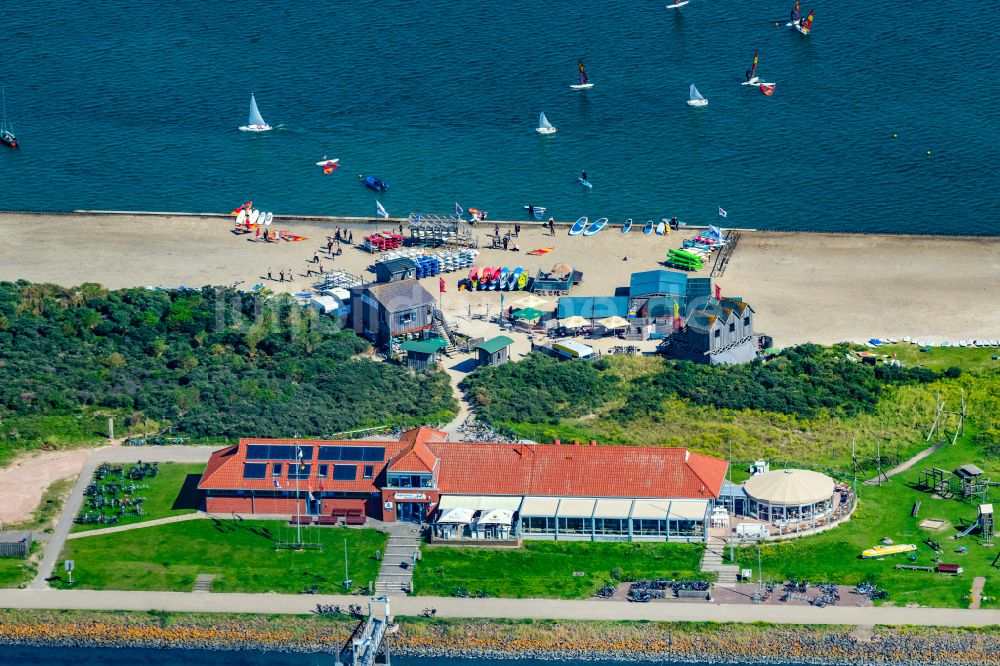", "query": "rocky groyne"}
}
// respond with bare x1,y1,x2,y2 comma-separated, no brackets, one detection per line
0,610,996,666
